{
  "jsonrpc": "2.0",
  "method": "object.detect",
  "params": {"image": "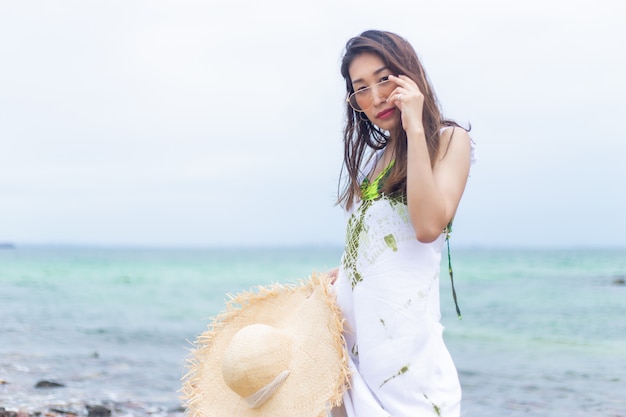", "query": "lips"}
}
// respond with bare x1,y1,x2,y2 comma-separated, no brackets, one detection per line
376,108,396,119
